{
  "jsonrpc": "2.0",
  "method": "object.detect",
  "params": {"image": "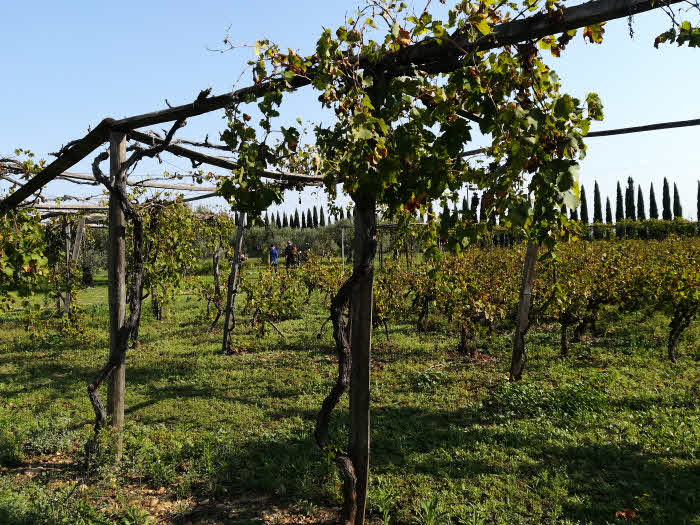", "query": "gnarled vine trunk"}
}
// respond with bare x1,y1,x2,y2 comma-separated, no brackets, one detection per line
560,321,569,357
668,307,695,363
457,325,476,358
221,215,246,354
509,240,538,382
